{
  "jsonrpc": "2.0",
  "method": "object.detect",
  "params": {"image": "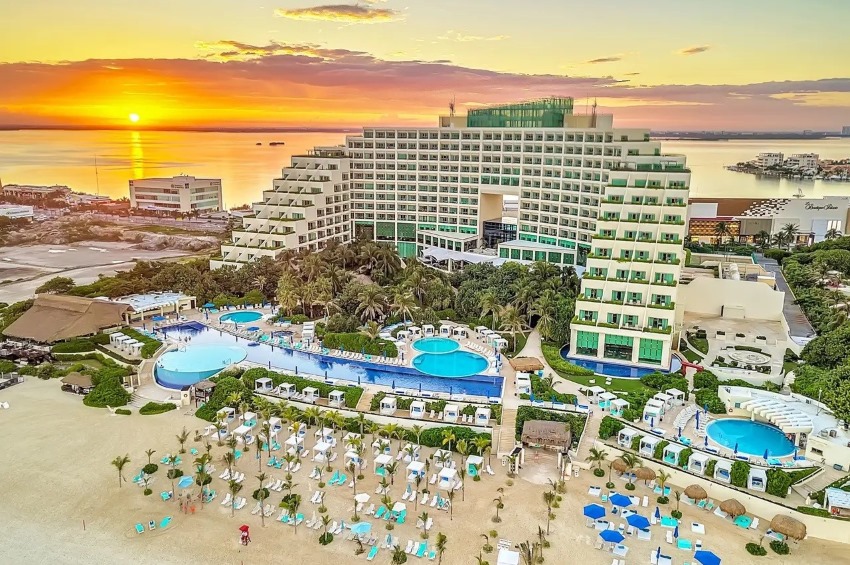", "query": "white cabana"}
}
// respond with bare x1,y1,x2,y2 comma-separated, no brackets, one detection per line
653,392,673,408
618,428,639,448
345,450,366,469
274,383,295,398
497,548,520,565
409,400,426,419
587,385,606,398
233,424,253,441
438,467,458,490
452,327,468,338
443,403,460,423
380,395,397,415
374,453,393,476
422,324,435,336
267,417,283,433
409,326,422,336
241,411,257,425
372,439,392,455
285,434,304,453
439,324,453,336
302,387,319,403
492,337,509,350
610,398,630,418
217,406,236,422
433,449,452,468
688,452,711,474
328,390,345,408
401,443,421,462
396,330,410,340
312,441,333,462
639,435,662,457
109,332,127,345
406,461,426,481
662,443,686,466
475,406,491,425
466,455,484,476
314,427,335,444
474,326,489,334
748,468,767,492
666,388,686,405
255,377,273,392
714,459,732,483
288,423,307,437
643,401,663,424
